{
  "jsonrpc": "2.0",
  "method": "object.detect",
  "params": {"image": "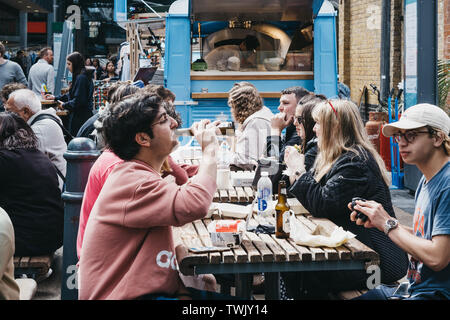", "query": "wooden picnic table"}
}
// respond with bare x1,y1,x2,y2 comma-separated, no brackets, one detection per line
175,211,380,299
180,158,256,203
